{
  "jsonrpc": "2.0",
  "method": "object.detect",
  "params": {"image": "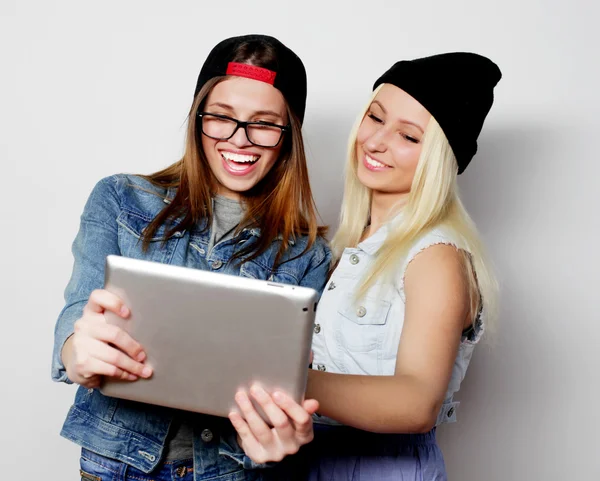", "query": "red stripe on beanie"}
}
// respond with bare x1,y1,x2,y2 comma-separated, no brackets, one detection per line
226,62,277,85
